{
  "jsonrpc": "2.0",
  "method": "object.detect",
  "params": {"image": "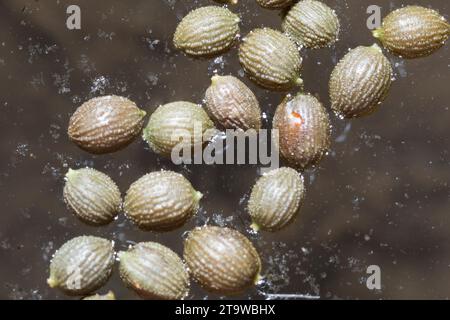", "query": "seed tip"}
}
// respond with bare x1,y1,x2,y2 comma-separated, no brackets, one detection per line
254,273,264,285
370,43,383,53
211,75,221,85
65,168,77,180
250,222,260,232
142,128,150,143
47,277,58,288
194,191,203,202
118,250,125,257
372,28,384,40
